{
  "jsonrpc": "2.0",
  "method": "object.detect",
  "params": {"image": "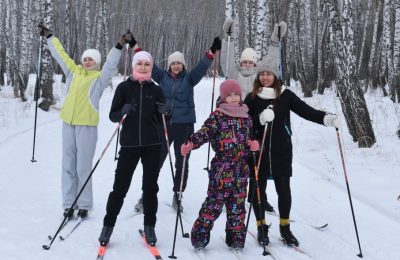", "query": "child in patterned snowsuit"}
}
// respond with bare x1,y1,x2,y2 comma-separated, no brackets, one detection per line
181,79,259,249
